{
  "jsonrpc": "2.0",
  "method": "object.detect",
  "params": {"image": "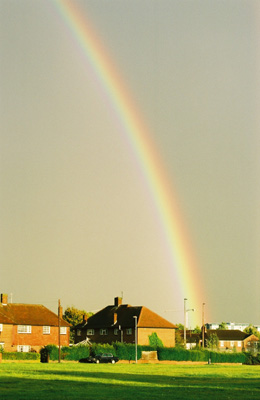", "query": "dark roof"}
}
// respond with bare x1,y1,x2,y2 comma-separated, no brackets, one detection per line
206,329,259,341
0,304,70,327
179,330,201,343
75,303,176,330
